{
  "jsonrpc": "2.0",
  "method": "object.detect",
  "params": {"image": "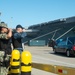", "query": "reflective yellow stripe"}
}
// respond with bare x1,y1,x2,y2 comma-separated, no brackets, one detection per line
11,69,20,73
11,62,20,66
21,66,32,72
